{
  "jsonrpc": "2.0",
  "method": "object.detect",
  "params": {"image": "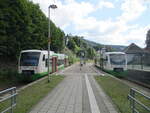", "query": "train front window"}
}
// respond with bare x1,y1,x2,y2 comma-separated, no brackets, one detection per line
20,52,41,66
110,54,126,65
